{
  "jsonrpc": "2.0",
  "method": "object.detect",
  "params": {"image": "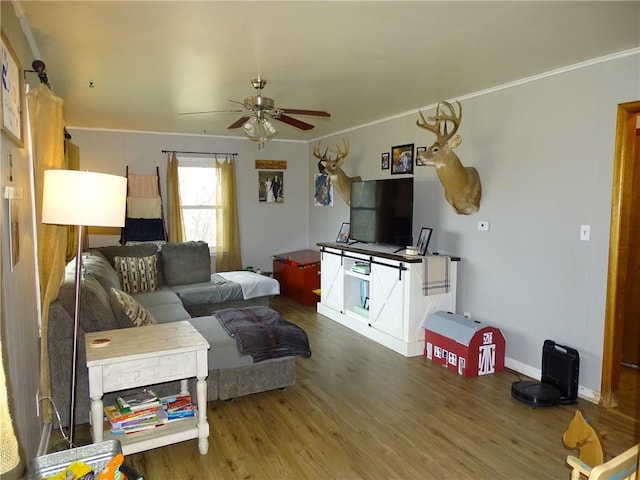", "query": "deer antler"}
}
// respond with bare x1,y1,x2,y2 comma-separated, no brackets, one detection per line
417,101,462,145
313,142,330,161
328,138,349,160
